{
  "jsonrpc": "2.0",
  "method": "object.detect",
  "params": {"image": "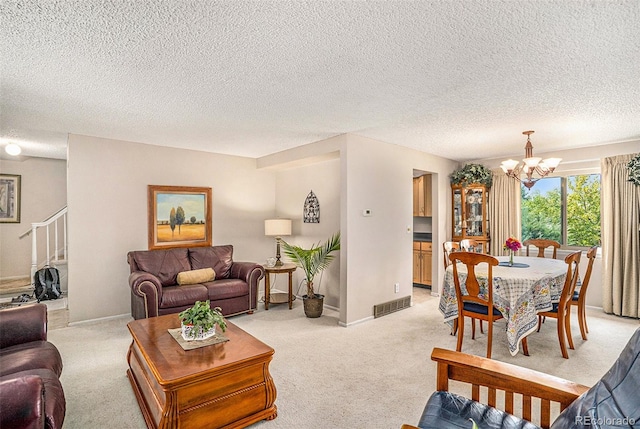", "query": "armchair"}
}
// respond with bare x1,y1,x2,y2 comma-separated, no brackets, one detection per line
404,326,640,428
